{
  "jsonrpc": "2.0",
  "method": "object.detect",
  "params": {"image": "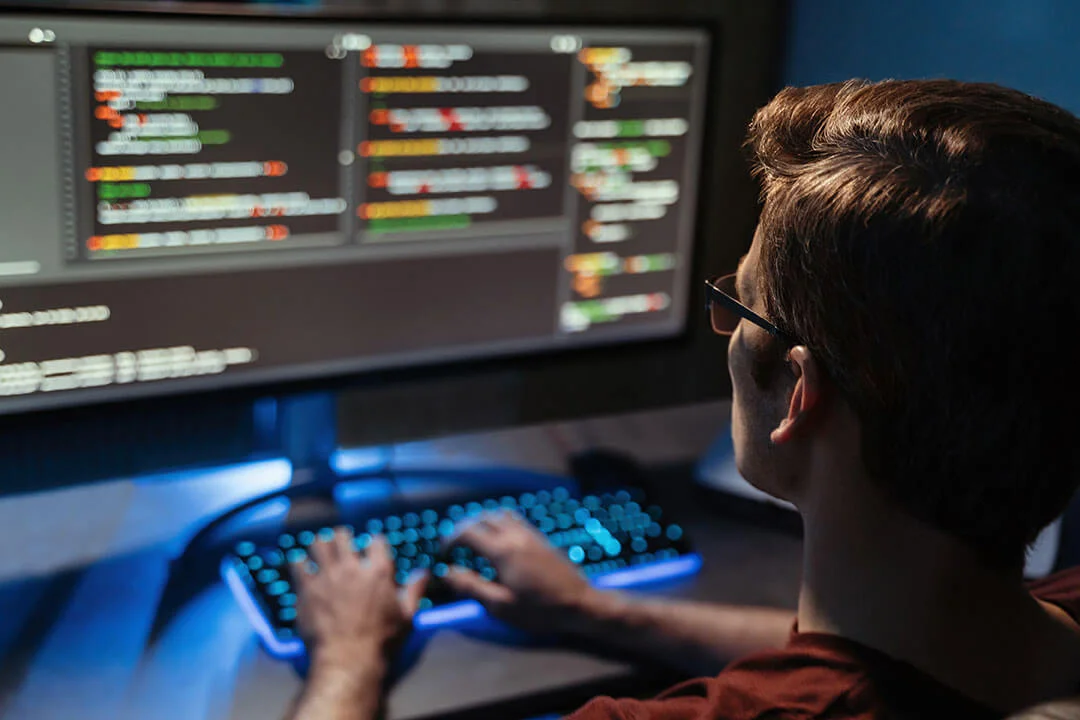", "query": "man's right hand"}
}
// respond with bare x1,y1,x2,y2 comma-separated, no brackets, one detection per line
443,510,606,634
443,509,795,676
